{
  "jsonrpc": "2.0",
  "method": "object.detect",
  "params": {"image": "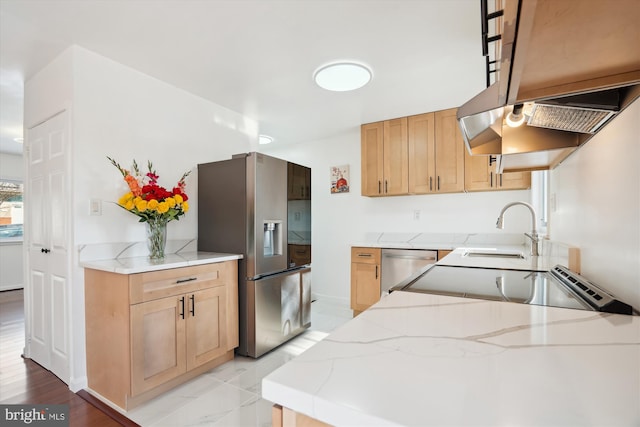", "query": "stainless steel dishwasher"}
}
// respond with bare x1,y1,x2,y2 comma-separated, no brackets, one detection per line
381,249,437,295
